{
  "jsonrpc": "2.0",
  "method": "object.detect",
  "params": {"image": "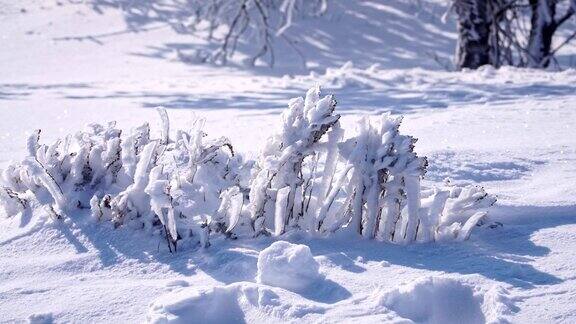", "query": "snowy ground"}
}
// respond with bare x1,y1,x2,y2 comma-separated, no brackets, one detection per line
1,1,576,323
